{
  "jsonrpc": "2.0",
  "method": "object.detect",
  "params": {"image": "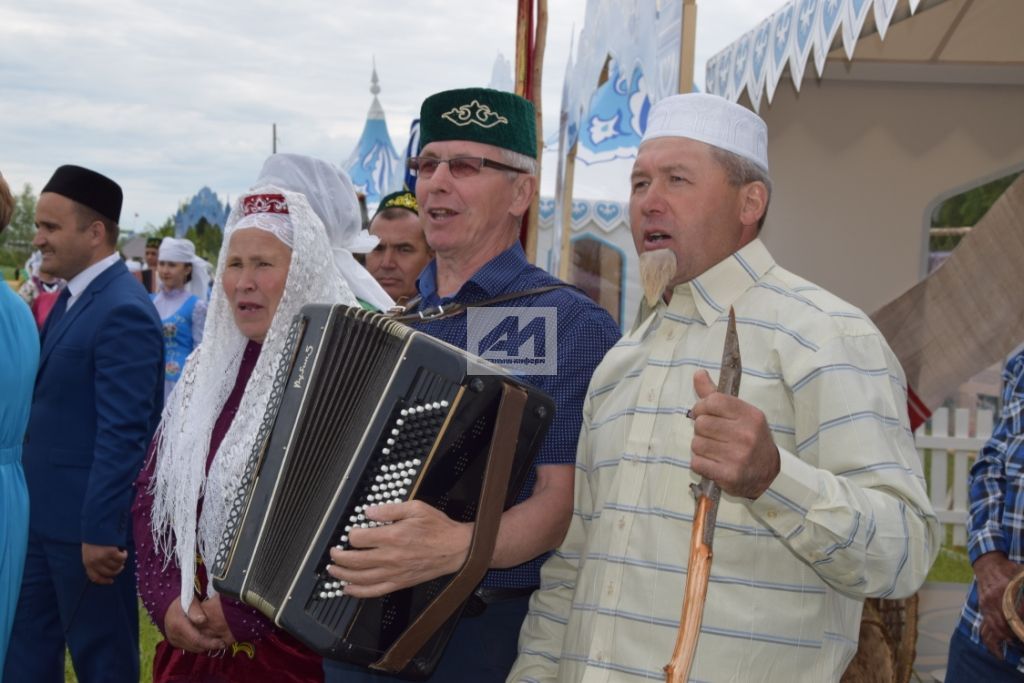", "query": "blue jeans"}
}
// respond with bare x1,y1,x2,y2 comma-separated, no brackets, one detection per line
324,594,530,683
946,627,1024,682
